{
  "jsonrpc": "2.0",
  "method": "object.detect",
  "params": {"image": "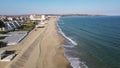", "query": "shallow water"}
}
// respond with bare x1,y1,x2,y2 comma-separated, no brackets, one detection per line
58,16,120,68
